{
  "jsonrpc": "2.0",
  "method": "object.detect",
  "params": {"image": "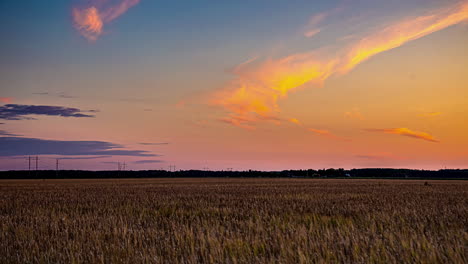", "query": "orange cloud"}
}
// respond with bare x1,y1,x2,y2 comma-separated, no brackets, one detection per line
289,118,302,125
211,53,338,128
211,1,468,129
72,7,103,42
419,112,442,118
344,108,364,120
308,128,350,141
366,128,439,142
341,1,468,72
0,97,13,103
72,0,140,41
308,128,331,136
